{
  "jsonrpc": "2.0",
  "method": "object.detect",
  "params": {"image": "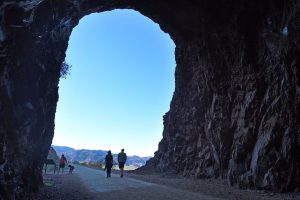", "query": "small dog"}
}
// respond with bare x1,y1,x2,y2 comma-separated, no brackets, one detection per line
68,165,75,174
